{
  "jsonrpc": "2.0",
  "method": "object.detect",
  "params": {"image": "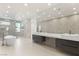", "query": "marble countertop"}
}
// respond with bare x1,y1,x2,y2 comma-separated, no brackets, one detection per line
32,32,79,42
